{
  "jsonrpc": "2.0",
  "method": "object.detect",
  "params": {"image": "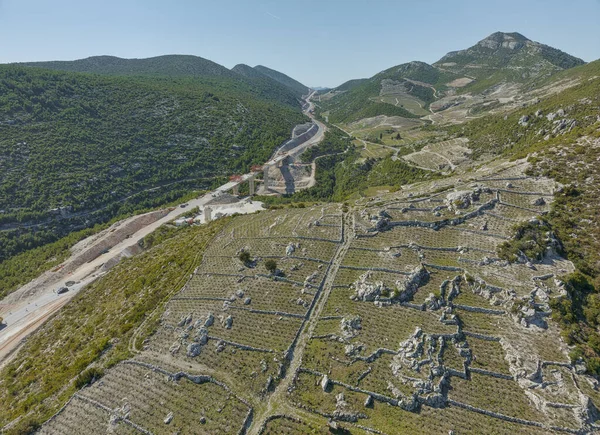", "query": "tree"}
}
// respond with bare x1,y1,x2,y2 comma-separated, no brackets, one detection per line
264,259,277,274
238,250,251,265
